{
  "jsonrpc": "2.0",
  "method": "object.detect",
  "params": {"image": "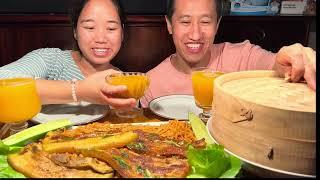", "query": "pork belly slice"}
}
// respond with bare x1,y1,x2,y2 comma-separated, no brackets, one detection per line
7,143,113,178
48,153,113,174
80,148,190,178
126,130,206,158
